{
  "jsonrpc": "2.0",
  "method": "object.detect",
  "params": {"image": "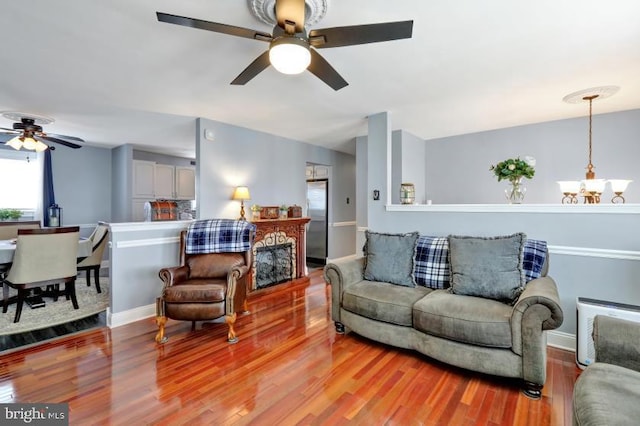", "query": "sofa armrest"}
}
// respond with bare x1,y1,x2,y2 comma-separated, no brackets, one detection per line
593,315,640,372
225,265,249,313
158,265,189,288
510,276,564,359
324,257,365,322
